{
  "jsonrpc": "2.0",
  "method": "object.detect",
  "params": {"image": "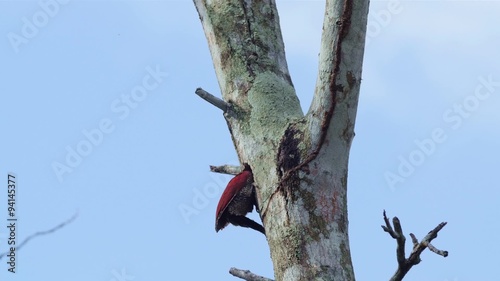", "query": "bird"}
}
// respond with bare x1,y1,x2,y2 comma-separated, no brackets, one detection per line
215,164,265,235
